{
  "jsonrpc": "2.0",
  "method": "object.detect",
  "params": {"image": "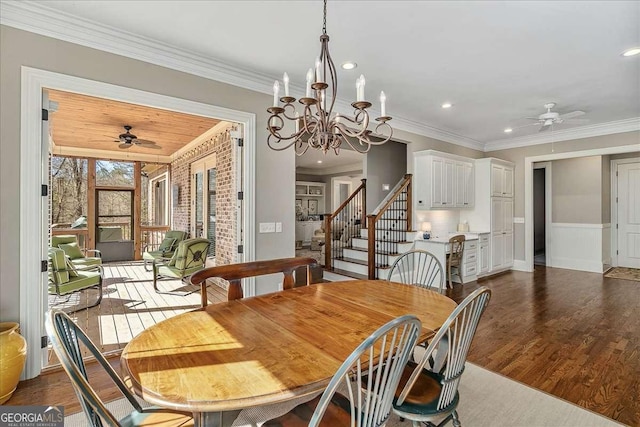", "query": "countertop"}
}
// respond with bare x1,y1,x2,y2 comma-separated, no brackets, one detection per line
416,231,490,244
